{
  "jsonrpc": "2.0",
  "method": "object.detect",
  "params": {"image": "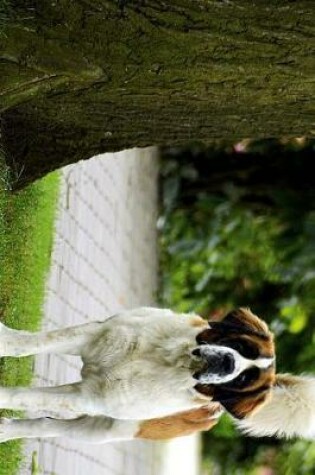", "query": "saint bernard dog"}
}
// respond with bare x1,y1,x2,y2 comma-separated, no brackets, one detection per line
0,307,314,443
